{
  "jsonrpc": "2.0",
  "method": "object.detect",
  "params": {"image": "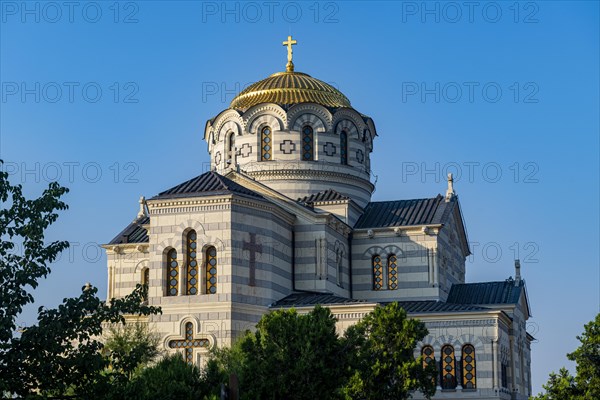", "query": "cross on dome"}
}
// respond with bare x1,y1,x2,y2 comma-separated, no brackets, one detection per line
282,35,297,72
